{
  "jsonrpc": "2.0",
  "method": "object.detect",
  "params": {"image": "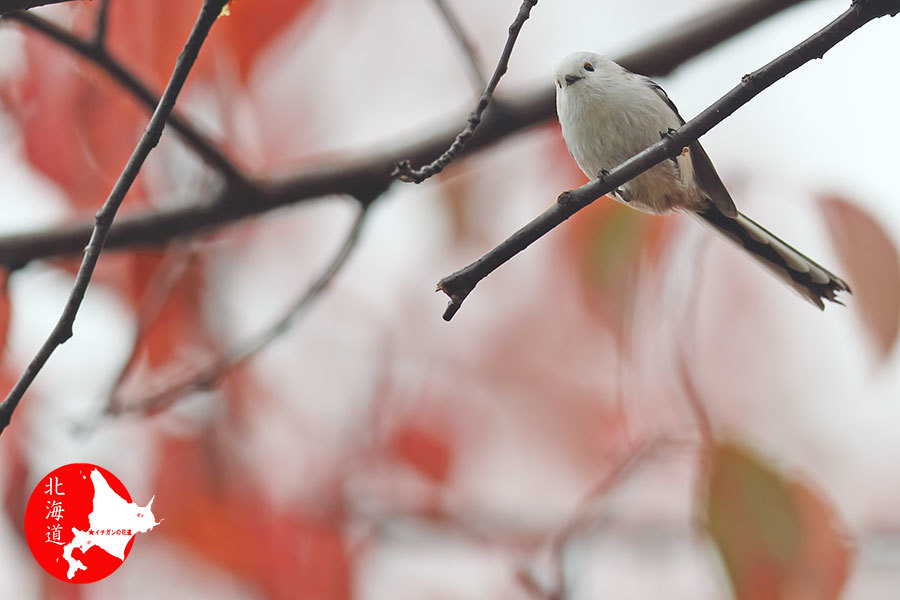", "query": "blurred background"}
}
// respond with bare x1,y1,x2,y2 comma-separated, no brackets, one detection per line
0,0,898,597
